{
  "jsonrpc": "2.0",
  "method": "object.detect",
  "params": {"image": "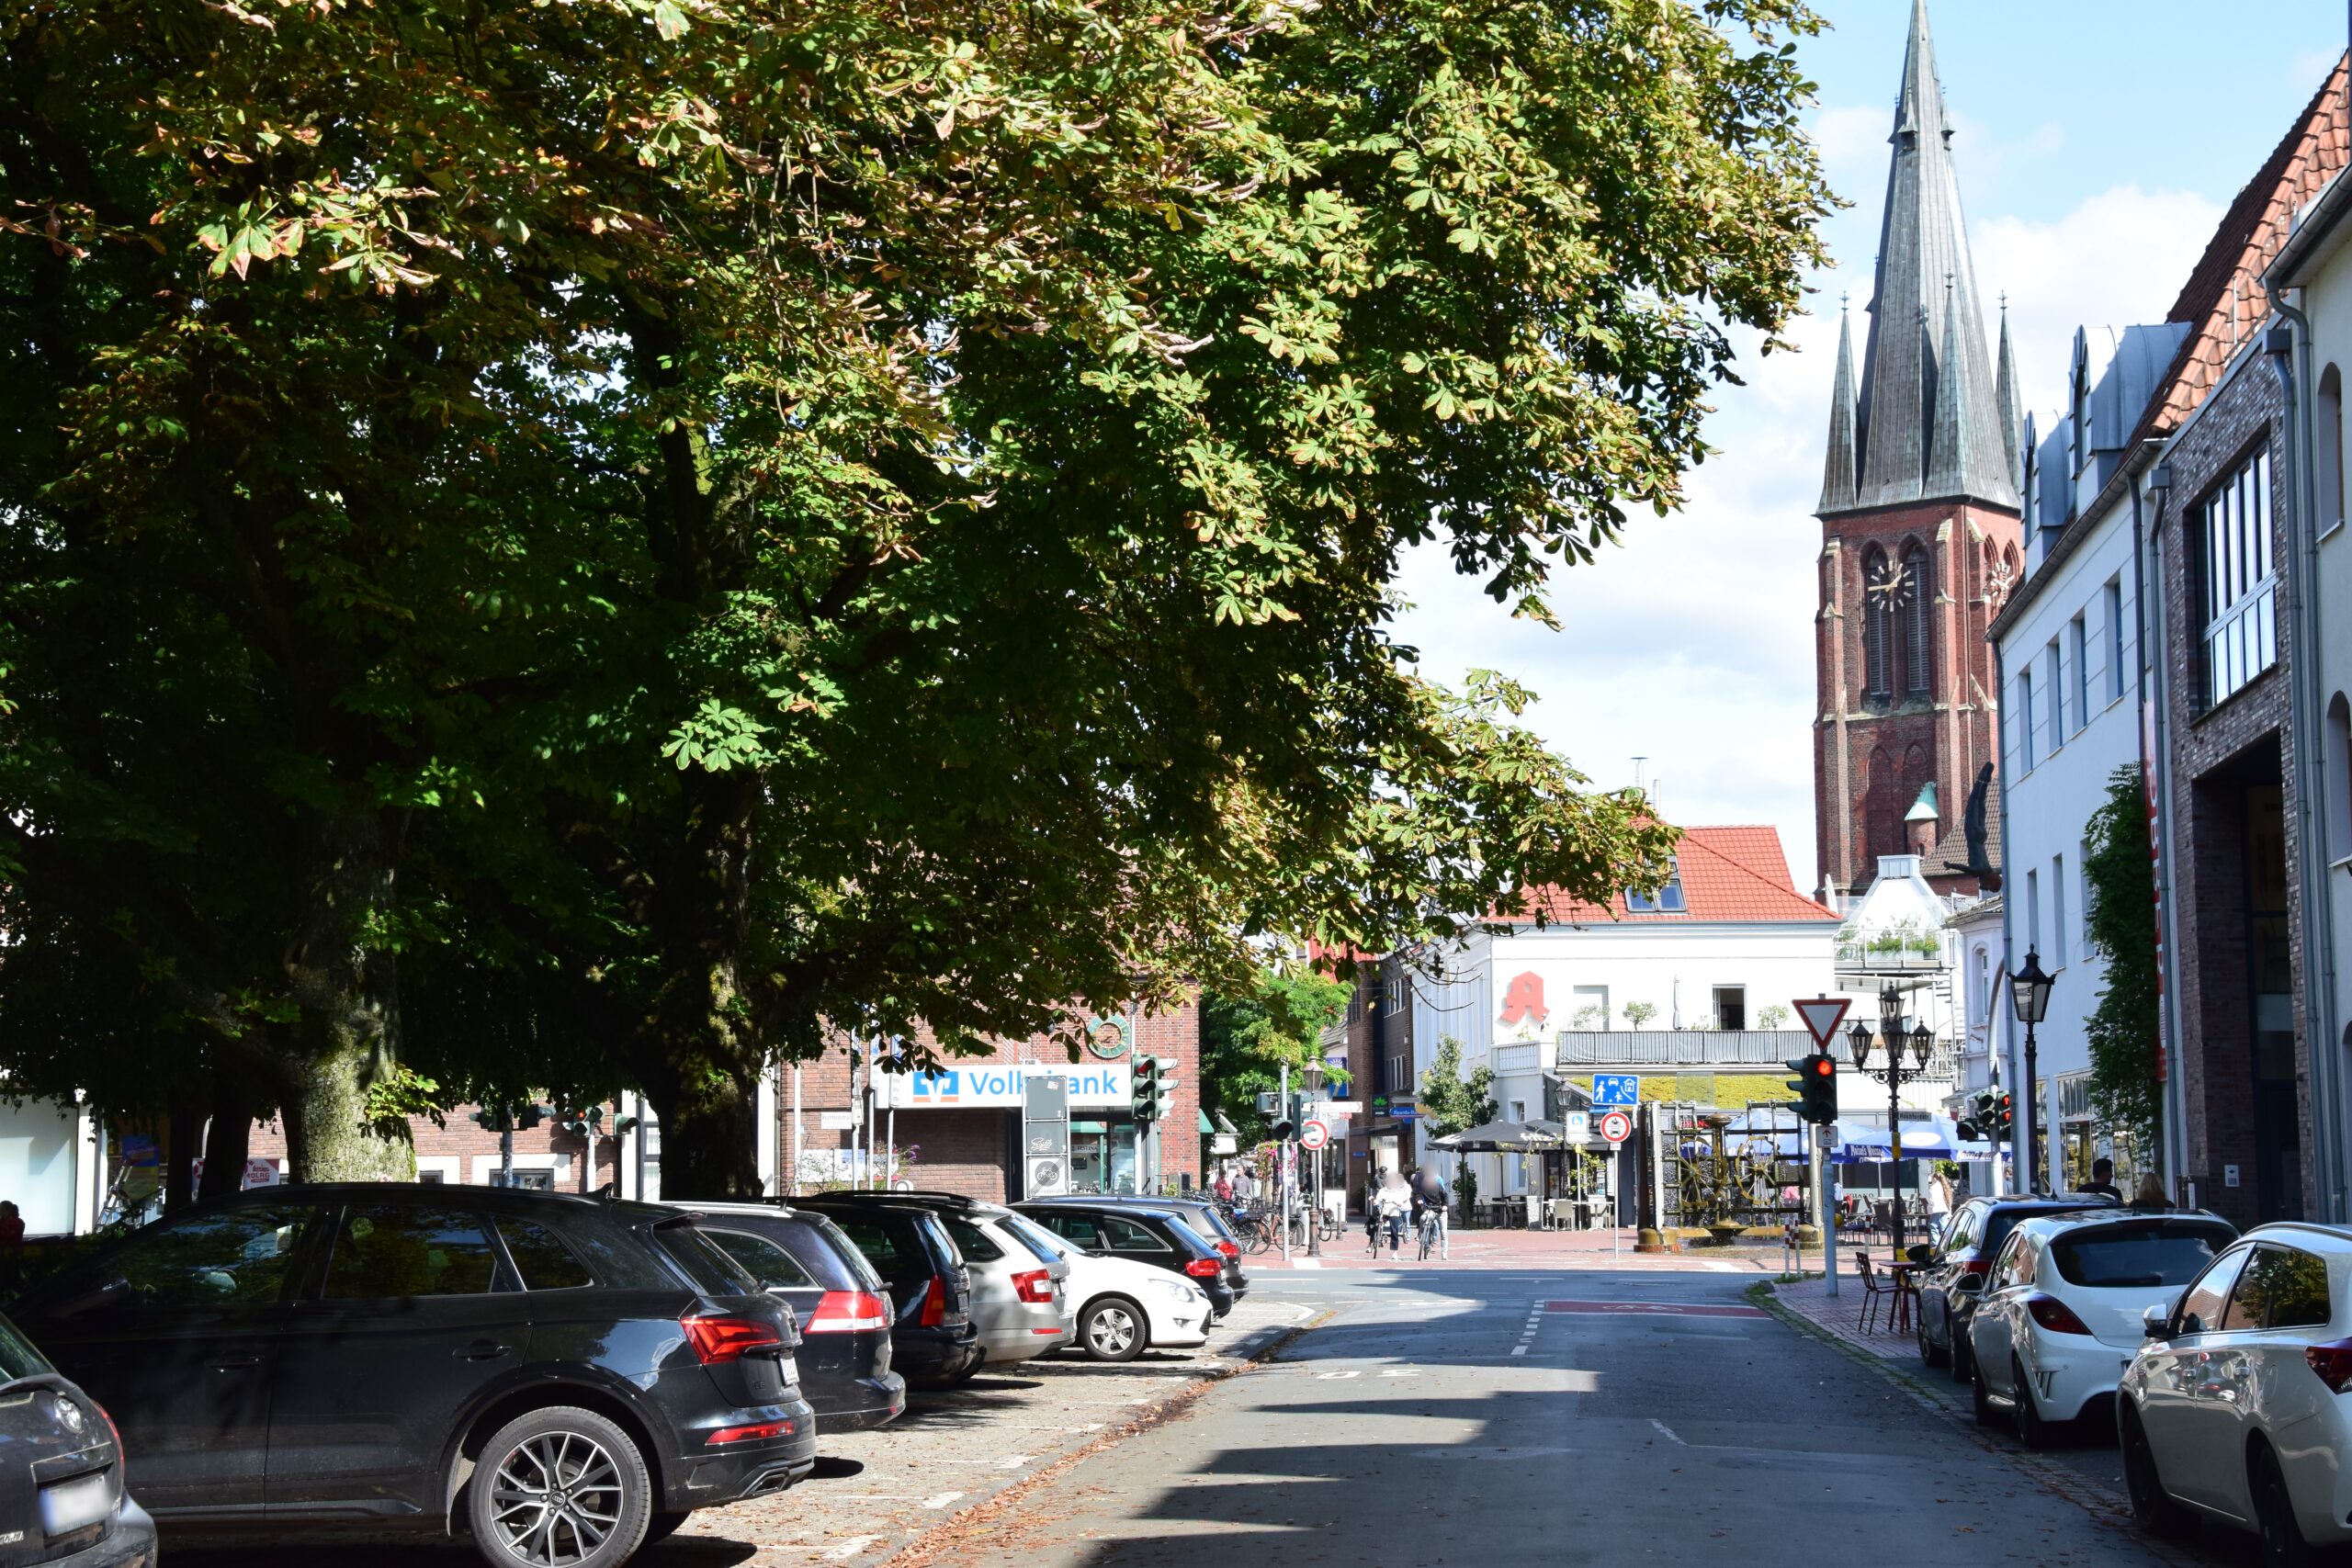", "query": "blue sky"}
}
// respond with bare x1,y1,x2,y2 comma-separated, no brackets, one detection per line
1394,0,2350,896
